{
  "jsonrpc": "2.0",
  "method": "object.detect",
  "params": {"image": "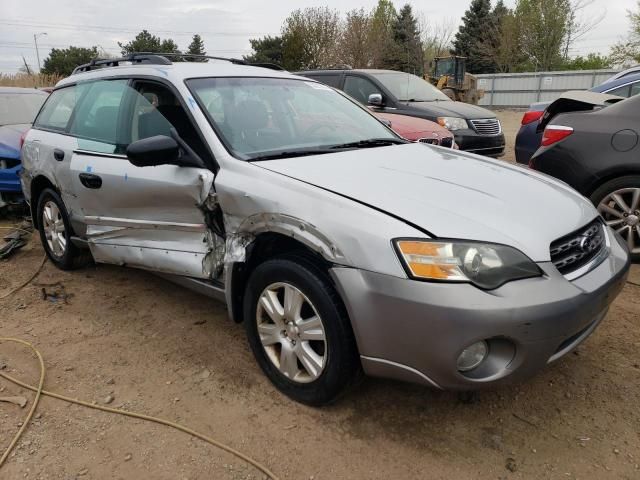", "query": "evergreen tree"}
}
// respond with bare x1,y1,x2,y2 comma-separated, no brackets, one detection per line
369,0,397,68
386,4,423,75
453,0,493,73
243,36,284,65
118,30,182,59
41,46,99,76
186,34,206,61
